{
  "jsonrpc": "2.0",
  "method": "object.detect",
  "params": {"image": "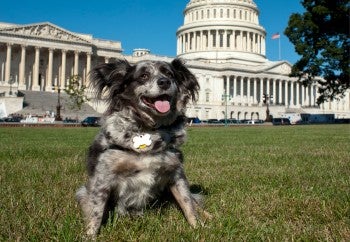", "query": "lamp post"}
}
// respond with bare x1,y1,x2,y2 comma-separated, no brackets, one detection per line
53,86,62,121
263,93,273,122
221,93,230,126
